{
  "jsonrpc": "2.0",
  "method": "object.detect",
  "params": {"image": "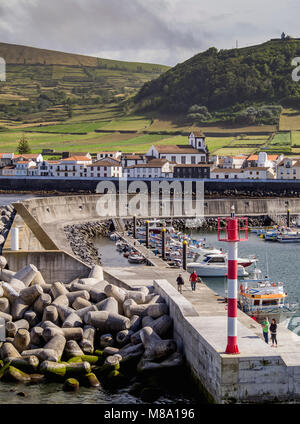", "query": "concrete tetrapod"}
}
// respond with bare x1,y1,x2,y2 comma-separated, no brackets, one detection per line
99,334,114,349
51,282,69,299
79,325,95,354
4,355,39,373
140,327,177,361
84,311,130,332
42,327,83,343
13,328,31,353
13,264,38,287
62,312,83,328
0,342,22,360
89,287,106,303
19,285,43,305
72,297,92,310
0,297,10,314
64,340,84,358
88,265,103,281
1,283,19,304
33,294,52,316
131,315,173,345
11,298,29,321
96,297,118,314
42,305,59,325
6,319,30,338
